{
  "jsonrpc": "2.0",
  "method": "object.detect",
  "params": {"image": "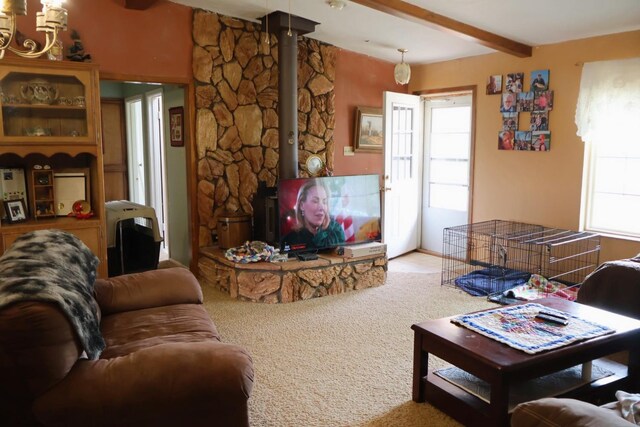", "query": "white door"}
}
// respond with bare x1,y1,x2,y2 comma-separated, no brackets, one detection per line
146,90,169,259
421,95,473,254
383,91,423,258
125,95,145,205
